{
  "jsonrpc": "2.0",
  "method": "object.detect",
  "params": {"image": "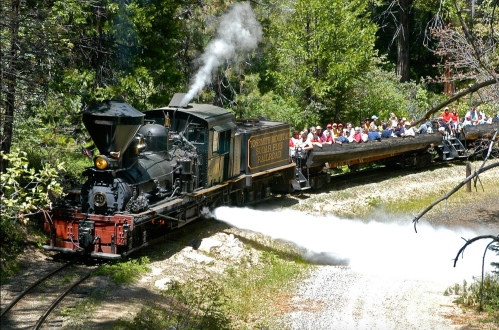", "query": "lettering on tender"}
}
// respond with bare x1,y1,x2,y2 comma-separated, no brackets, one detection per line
249,131,289,168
